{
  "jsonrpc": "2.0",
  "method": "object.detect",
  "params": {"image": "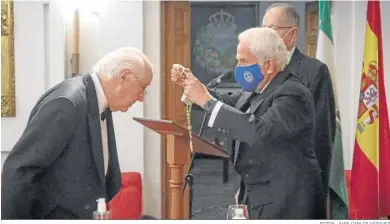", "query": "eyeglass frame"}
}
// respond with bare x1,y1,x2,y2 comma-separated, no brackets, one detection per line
263,24,297,31
131,74,150,95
